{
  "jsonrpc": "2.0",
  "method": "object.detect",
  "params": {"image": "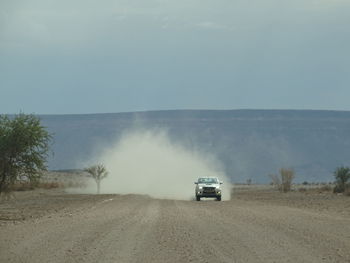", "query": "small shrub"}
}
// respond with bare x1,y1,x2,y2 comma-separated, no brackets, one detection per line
319,184,332,192
333,166,350,194
345,186,350,196
298,187,307,192
333,185,343,193
334,183,350,196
